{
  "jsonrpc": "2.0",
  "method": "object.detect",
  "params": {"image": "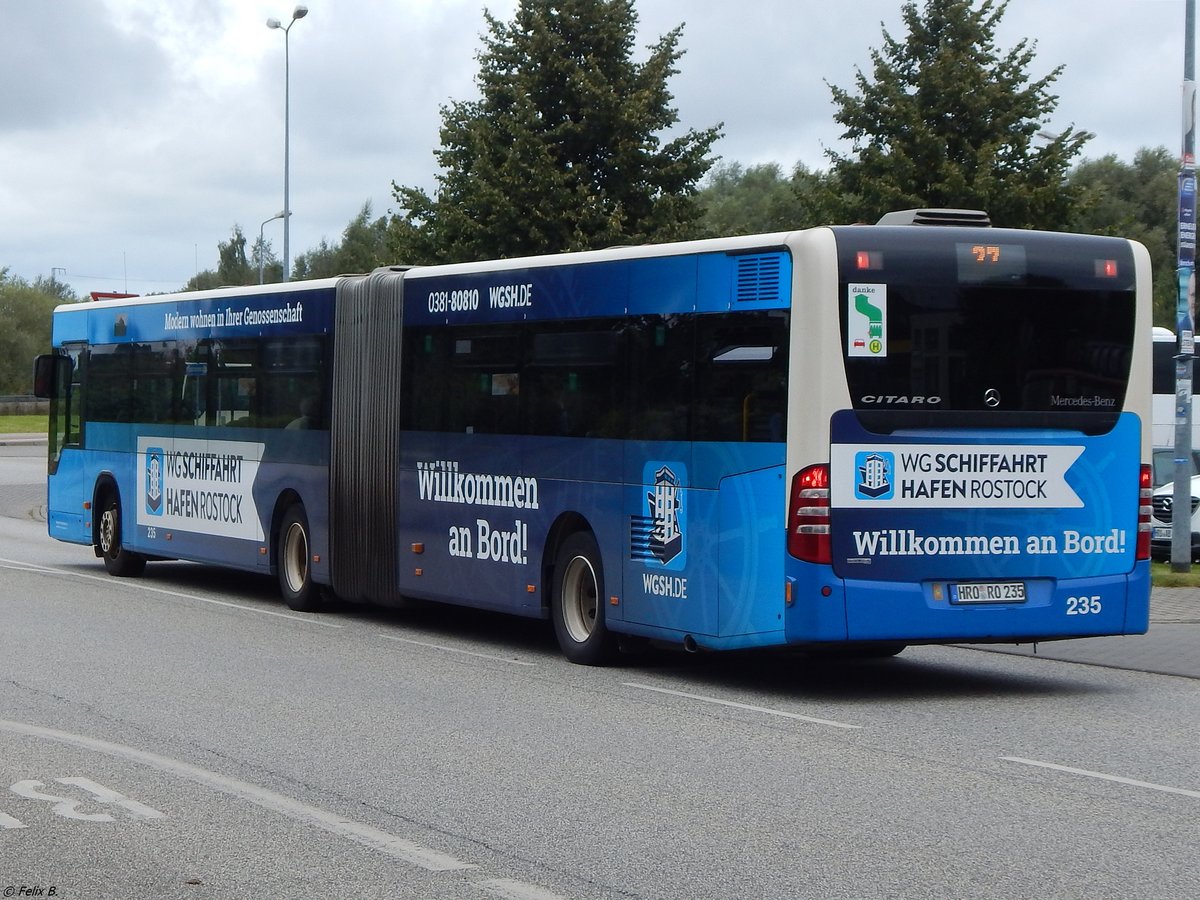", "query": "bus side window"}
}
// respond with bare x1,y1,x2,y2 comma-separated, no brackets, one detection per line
450,329,522,434
212,339,259,426
39,346,84,467
694,313,788,442
628,316,693,442
262,337,326,430
63,345,84,447
131,342,184,424
401,329,451,432
86,345,133,423
526,325,623,438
